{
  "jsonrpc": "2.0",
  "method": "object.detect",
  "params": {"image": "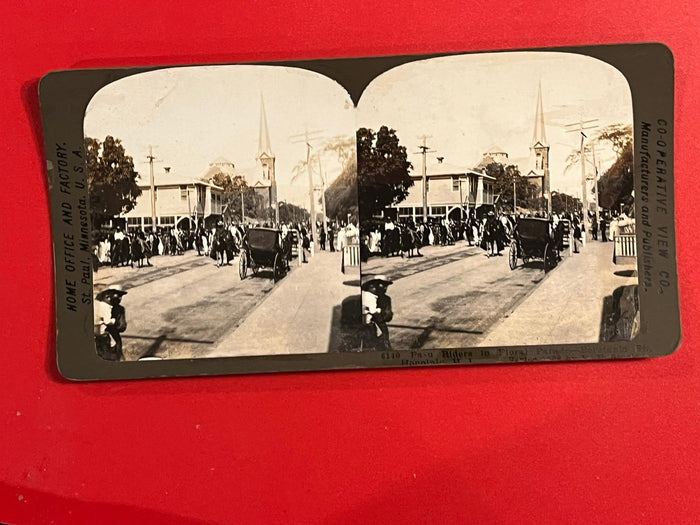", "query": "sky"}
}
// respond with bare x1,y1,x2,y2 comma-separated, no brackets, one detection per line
357,51,633,197
85,52,633,210
84,65,356,208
